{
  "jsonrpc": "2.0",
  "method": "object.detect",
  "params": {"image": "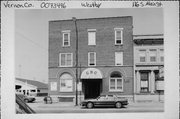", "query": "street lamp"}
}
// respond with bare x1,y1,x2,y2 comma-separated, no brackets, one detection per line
72,17,79,106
